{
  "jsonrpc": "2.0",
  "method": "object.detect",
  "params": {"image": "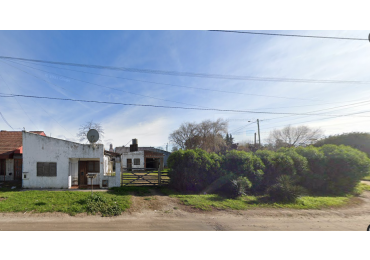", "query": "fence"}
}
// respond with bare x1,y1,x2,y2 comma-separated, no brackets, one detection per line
121,167,170,186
